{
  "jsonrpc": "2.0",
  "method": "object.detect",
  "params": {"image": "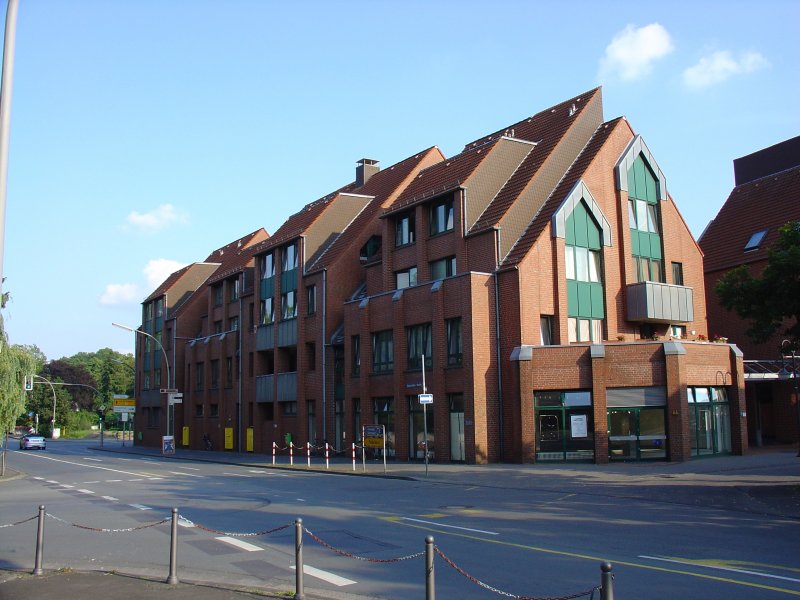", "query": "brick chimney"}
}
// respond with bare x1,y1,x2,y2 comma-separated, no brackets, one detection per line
356,158,380,187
